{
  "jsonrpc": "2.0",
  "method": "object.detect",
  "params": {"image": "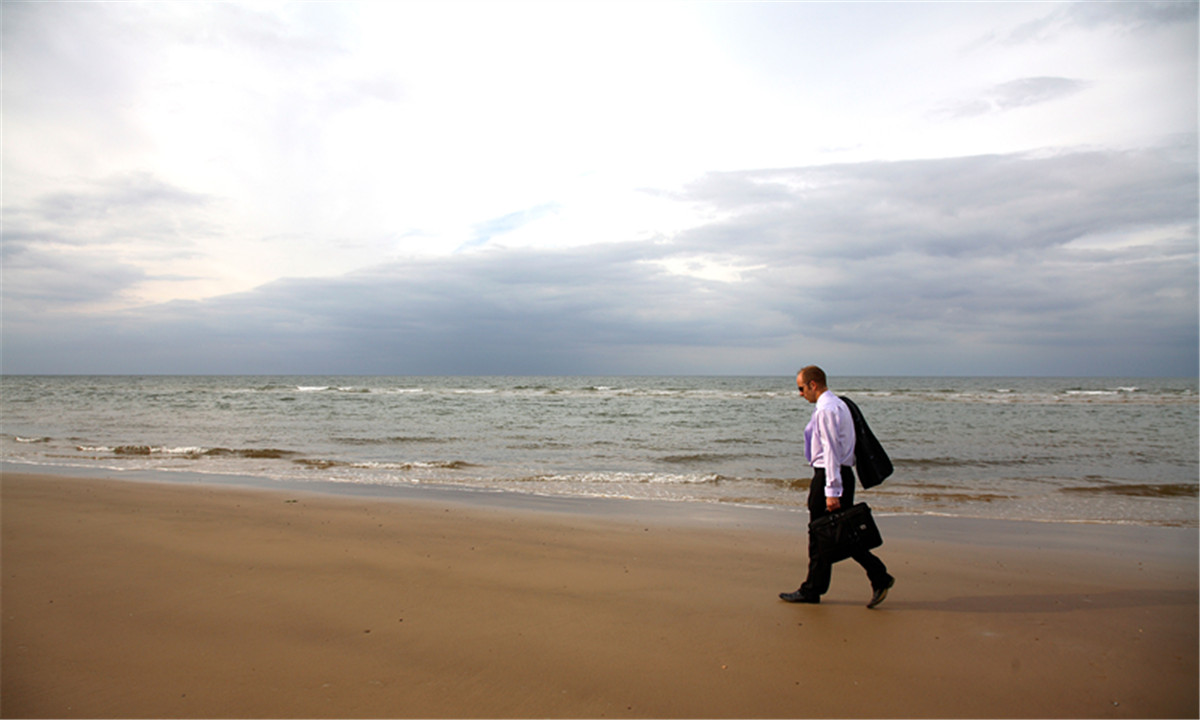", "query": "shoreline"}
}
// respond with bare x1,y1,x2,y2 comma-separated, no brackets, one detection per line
5,460,1197,535
3,469,1197,718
